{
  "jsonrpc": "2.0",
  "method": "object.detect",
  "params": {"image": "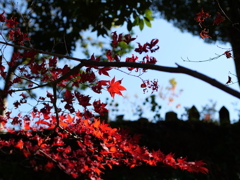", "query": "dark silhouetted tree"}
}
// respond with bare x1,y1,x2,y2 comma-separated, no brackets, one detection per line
152,0,240,86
